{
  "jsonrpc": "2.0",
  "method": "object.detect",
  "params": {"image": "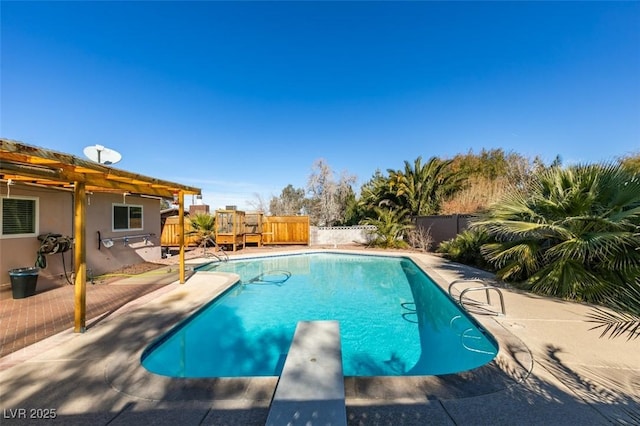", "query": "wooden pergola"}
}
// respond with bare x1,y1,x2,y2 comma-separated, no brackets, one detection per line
0,138,201,332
